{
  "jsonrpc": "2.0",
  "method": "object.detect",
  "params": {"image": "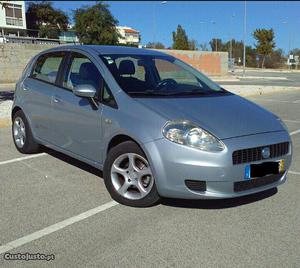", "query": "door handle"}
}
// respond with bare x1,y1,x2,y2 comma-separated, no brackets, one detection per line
104,118,112,124
53,96,62,103
22,84,29,91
